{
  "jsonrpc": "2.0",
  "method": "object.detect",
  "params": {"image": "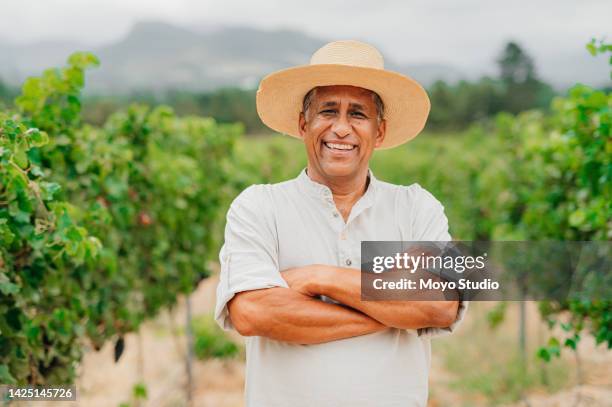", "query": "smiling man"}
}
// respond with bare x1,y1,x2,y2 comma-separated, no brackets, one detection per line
215,40,467,407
